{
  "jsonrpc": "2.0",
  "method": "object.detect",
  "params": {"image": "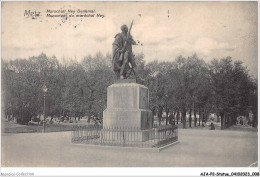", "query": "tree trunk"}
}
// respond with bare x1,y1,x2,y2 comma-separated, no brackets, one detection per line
166,109,169,125
158,107,162,126
223,113,227,129
226,115,229,128
227,115,230,128
173,111,177,125
194,109,197,127
198,110,201,126
221,113,224,130
180,111,182,123
182,110,186,129
227,115,229,128
232,115,234,126
202,113,205,126
206,112,209,122
189,109,192,128
216,112,220,123
177,111,180,124
233,115,236,126
245,113,249,125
